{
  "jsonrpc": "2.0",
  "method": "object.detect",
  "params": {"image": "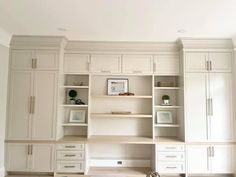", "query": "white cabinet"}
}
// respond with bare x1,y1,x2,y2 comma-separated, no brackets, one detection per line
11,50,58,70
185,52,232,72
6,143,54,172
185,73,233,142
64,54,90,73
122,55,153,74
187,145,234,174
7,71,57,140
154,54,179,75
91,54,121,73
